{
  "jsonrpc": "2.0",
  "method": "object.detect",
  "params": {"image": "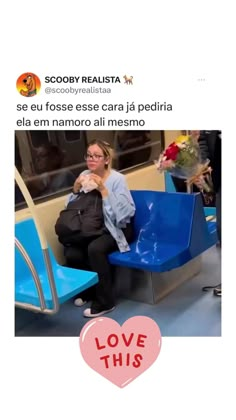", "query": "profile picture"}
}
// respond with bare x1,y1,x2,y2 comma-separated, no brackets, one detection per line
16,73,41,97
